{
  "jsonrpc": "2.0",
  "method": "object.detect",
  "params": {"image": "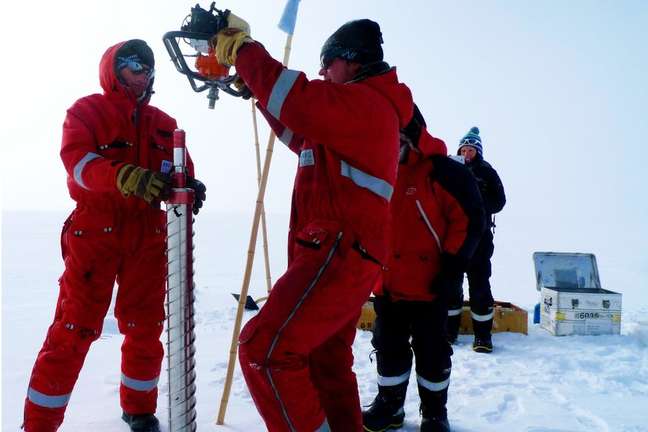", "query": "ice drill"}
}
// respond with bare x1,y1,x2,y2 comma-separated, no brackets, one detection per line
165,129,197,431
